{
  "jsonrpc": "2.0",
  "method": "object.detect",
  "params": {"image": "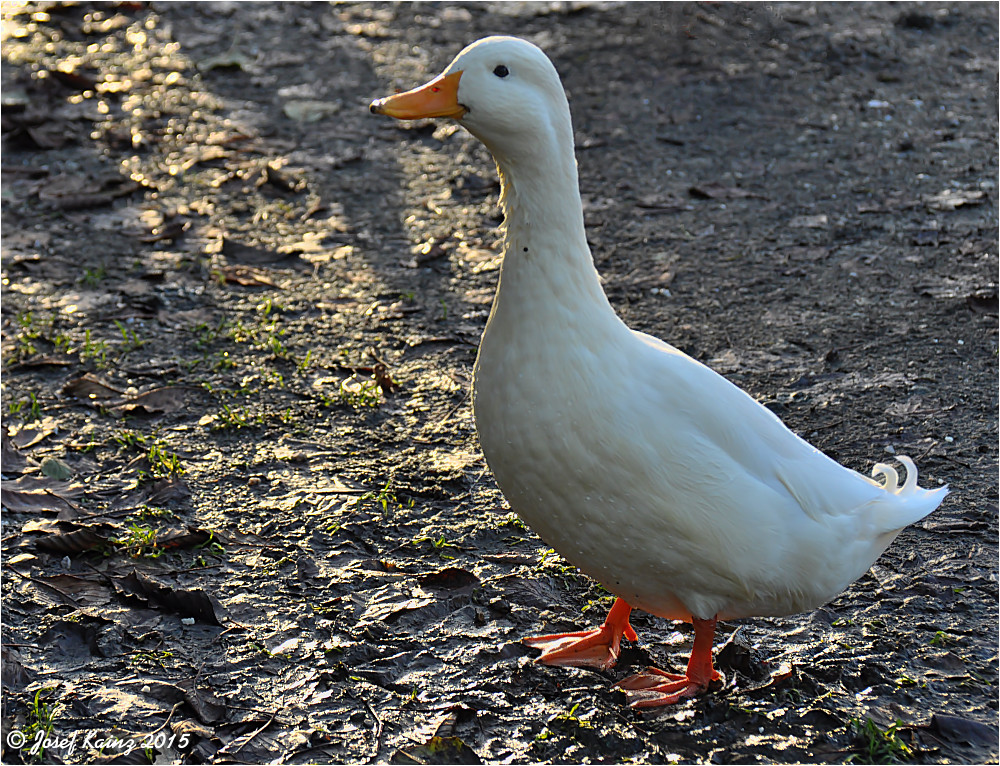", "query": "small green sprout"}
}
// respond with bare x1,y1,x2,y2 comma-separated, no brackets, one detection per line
80,266,106,286
8,392,42,422
114,522,164,559
17,688,61,763
847,718,913,764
